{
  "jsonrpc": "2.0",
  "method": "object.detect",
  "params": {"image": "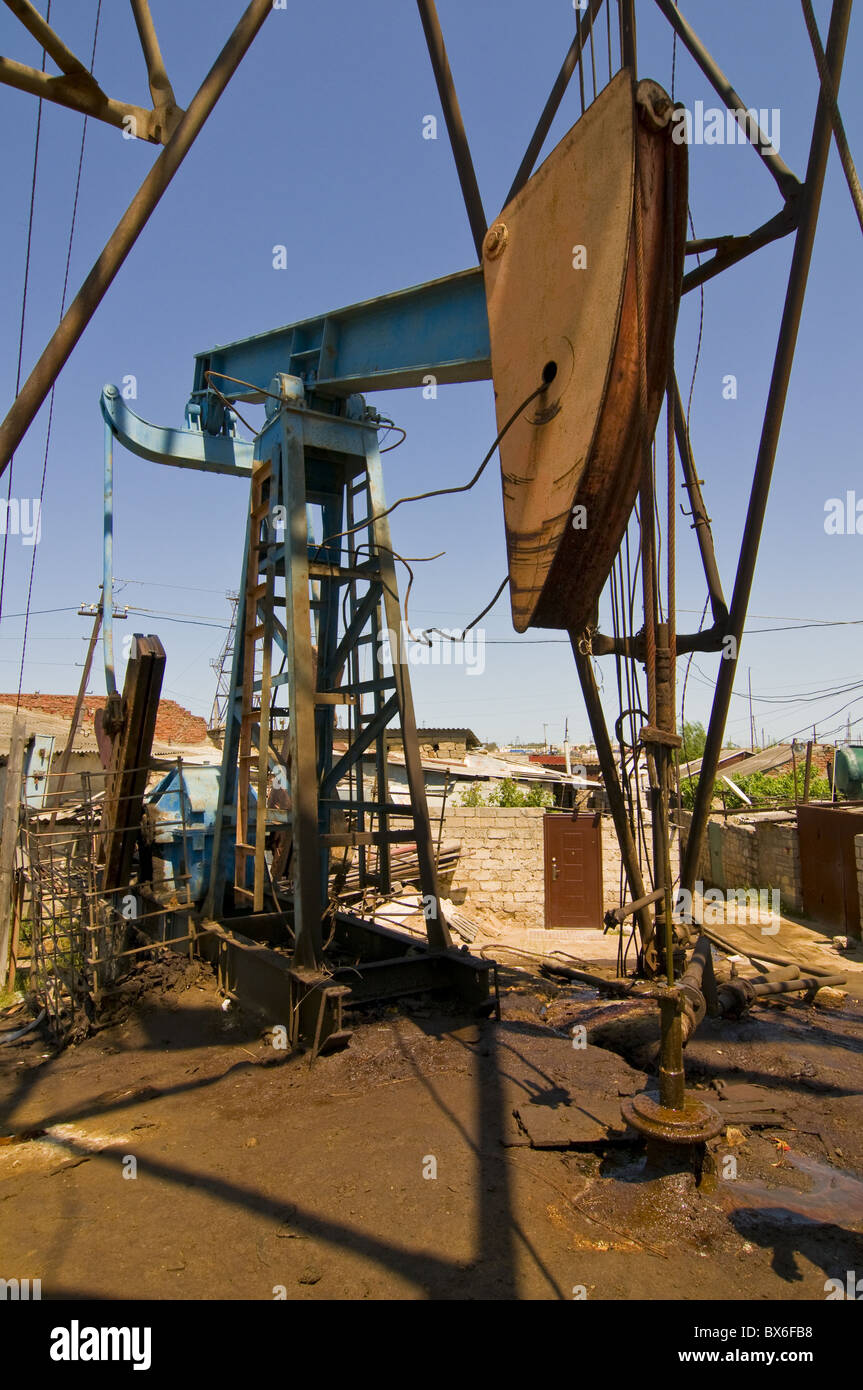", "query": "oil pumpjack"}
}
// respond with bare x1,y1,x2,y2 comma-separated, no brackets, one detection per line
98,71,689,1065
